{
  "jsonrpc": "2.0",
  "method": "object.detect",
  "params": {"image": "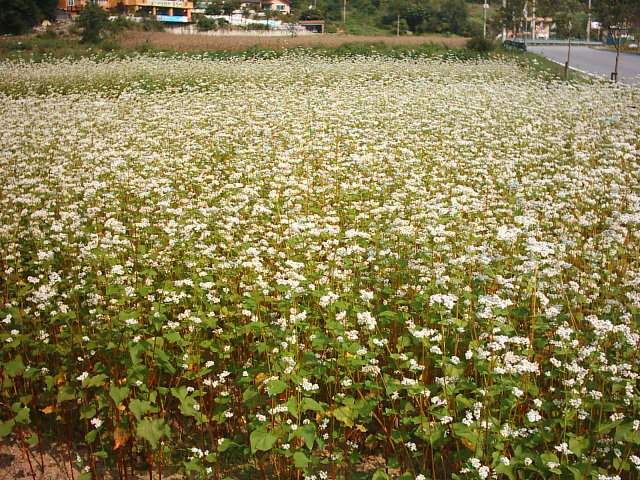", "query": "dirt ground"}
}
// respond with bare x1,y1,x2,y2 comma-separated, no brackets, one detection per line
118,31,468,52
0,442,399,480
0,443,80,480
